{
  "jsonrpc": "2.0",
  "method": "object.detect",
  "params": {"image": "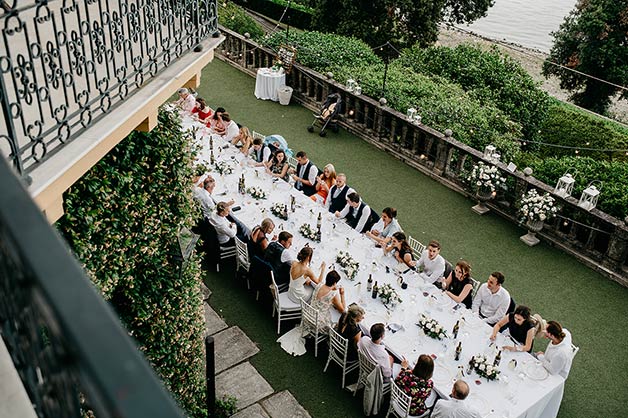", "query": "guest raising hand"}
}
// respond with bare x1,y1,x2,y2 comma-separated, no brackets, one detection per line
311,163,337,204
365,207,401,247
